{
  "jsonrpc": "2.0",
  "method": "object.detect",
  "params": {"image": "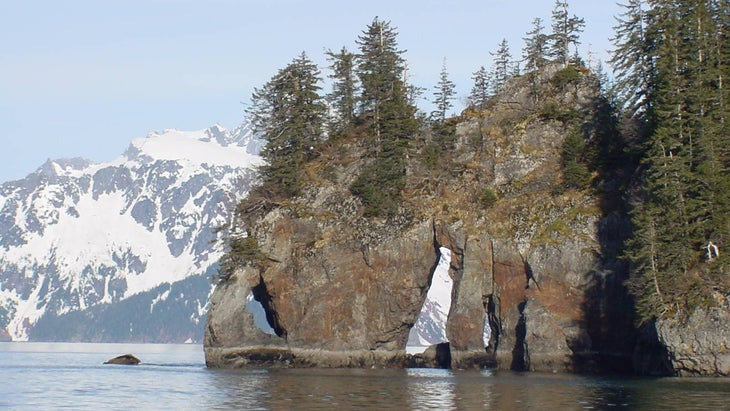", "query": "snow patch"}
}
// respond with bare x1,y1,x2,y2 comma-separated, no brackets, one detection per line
7,276,48,341
150,288,171,313
407,247,453,351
